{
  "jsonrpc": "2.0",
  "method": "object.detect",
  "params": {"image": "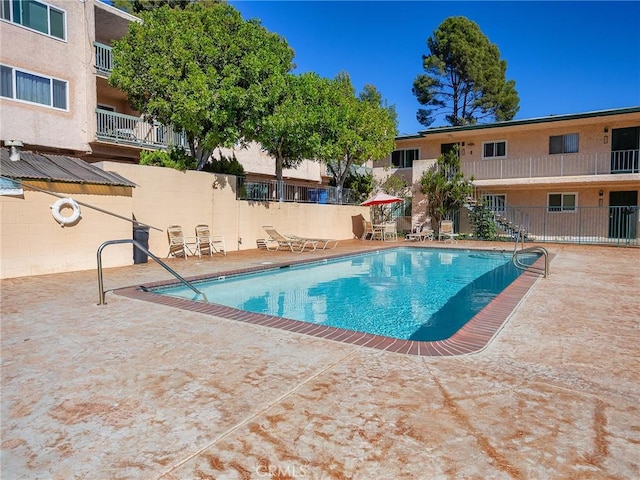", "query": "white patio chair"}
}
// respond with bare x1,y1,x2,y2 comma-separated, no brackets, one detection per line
195,224,227,256
438,220,459,243
383,222,398,242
